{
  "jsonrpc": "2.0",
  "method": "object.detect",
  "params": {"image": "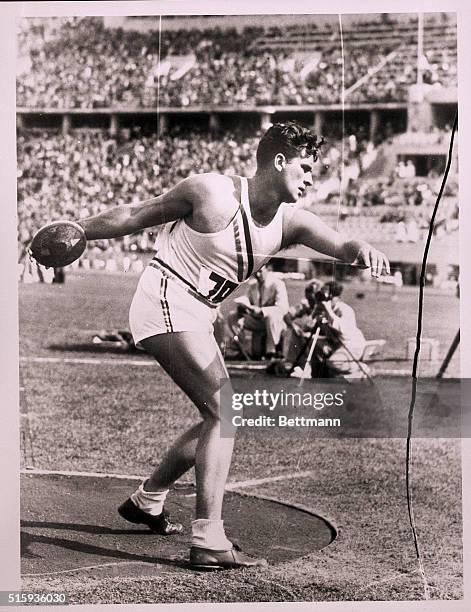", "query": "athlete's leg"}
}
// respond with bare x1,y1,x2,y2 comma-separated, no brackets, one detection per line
144,423,202,490
140,331,235,520
123,330,268,567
